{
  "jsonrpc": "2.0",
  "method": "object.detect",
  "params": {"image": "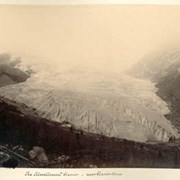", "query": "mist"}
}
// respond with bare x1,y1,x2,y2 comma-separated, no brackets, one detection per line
0,5,180,73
